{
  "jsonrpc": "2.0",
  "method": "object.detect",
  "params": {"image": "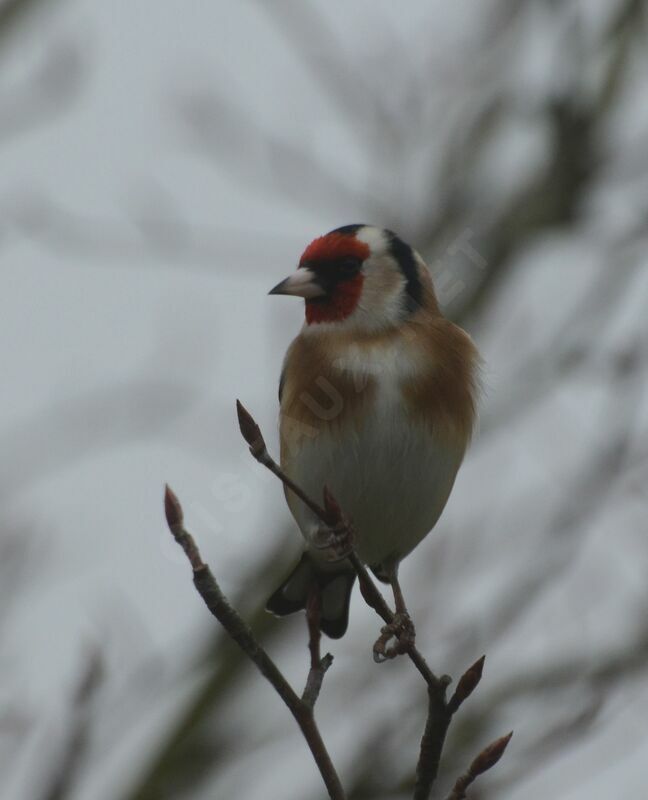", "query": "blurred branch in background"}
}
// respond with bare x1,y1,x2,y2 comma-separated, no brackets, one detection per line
0,40,84,143
0,0,84,142
0,518,102,800
0,0,57,42
35,650,103,800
